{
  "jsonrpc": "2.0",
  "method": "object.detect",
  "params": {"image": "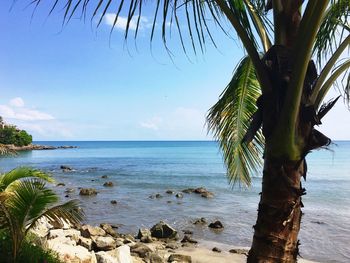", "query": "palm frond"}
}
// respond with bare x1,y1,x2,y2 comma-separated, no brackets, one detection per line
243,0,272,52
315,59,350,108
0,192,12,229
0,167,53,192
6,179,58,230
35,200,84,232
1,177,84,260
313,0,350,65
311,35,350,104
207,56,263,187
